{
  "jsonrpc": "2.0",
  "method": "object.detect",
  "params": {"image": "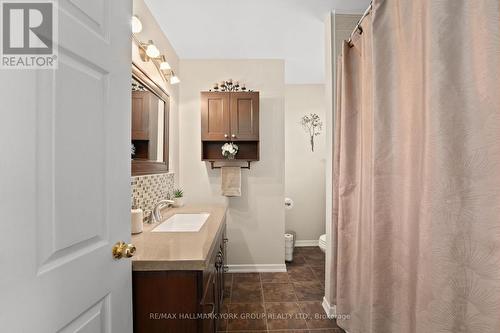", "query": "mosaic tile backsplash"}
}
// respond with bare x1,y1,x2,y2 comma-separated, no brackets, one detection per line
131,173,175,218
